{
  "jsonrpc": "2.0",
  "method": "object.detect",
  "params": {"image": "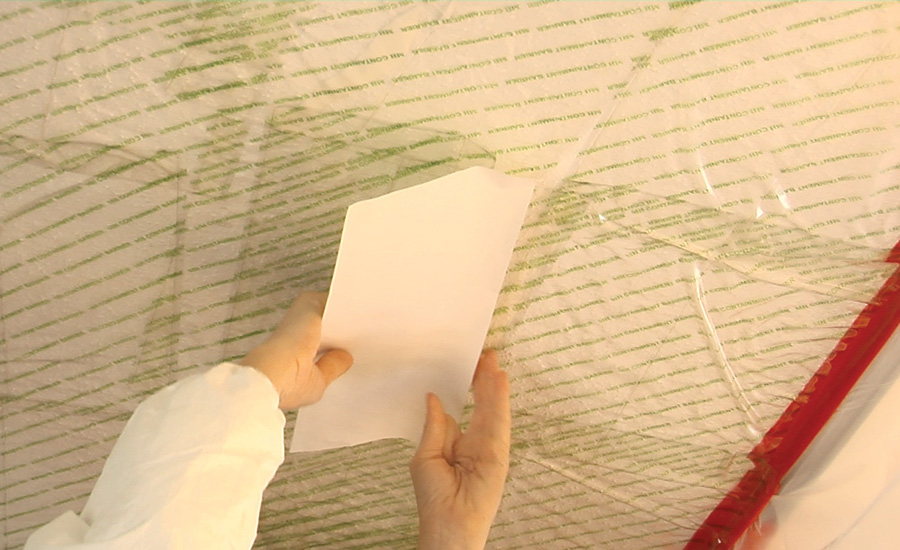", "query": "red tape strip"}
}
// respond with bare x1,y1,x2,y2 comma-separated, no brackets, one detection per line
686,239,900,549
